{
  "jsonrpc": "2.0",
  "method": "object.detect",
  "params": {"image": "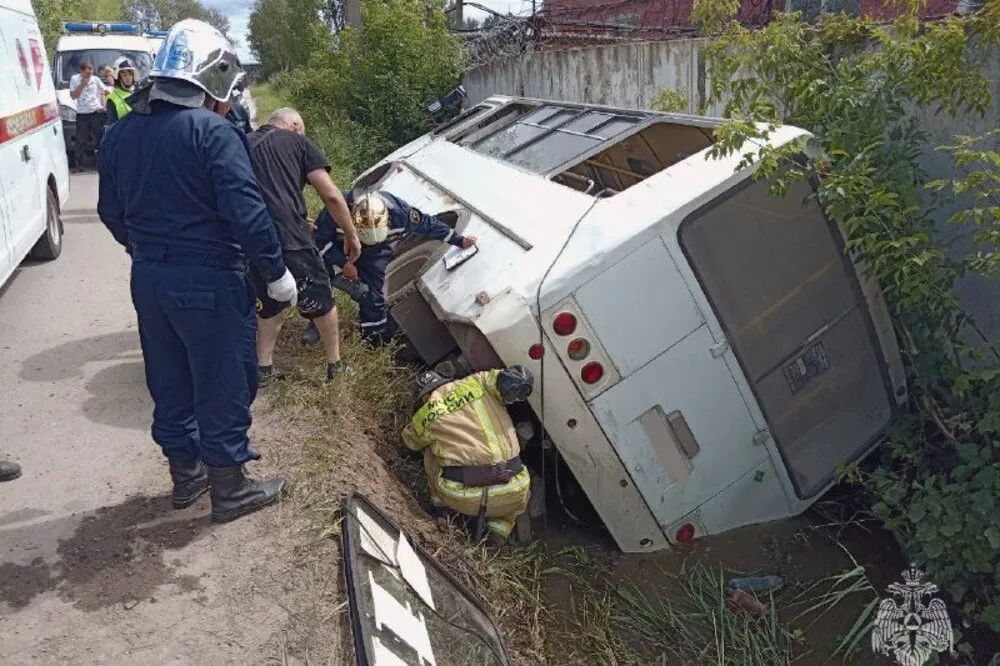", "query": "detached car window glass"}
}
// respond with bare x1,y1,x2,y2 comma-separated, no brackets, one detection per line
54,50,153,88
342,494,510,666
